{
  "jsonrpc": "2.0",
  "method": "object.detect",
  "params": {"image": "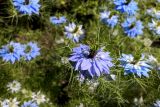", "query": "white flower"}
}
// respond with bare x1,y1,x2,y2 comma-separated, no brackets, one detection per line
113,29,119,36
64,22,85,42
110,74,116,80
61,57,69,64
7,80,21,93
1,99,10,107
21,89,34,98
55,37,64,44
76,103,84,107
147,55,158,64
1,98,19,107
148,19,160,35
154,100,160,107
31,91,48,105
76,74,85,84
146,8,155,16
146,8,160,19
133,96,144,106
143,38,152,47
100,11,110,20
86,80,99,93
